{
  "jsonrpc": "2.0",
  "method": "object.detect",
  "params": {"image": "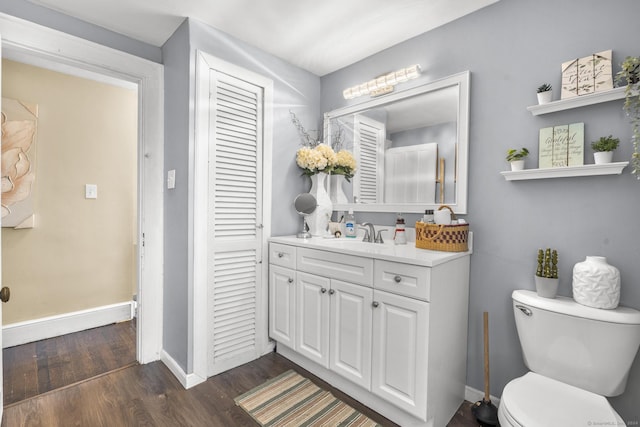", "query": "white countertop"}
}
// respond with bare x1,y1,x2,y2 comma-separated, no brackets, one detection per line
269,233,472,267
